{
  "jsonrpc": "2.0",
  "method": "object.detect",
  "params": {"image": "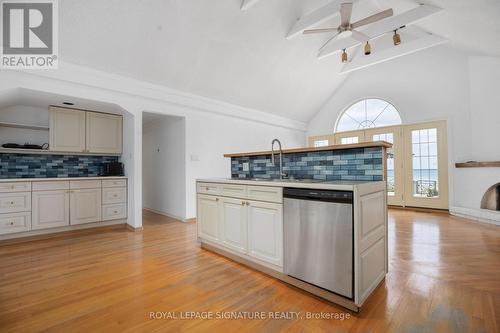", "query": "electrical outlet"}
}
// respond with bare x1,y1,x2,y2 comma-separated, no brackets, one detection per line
243,162,249,171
